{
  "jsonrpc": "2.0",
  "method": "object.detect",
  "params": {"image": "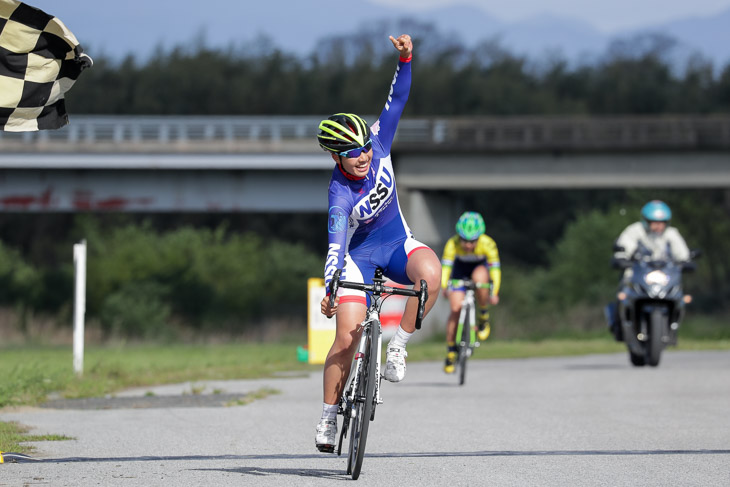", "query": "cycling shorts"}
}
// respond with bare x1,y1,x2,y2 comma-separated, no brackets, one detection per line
448,258,488,292
338,235,431,307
